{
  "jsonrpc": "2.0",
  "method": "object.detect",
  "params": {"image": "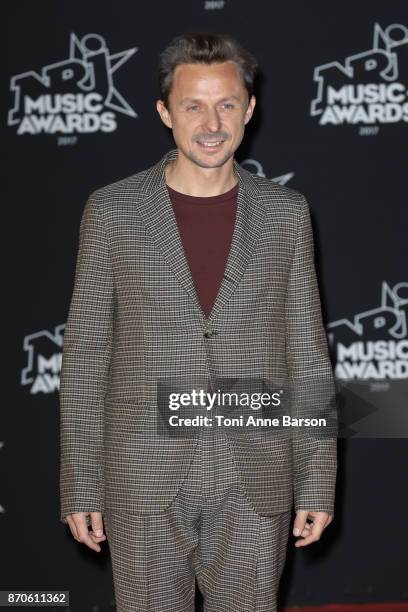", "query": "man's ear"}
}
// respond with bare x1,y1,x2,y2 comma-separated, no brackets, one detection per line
156,99,172,129
244,95,256,125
